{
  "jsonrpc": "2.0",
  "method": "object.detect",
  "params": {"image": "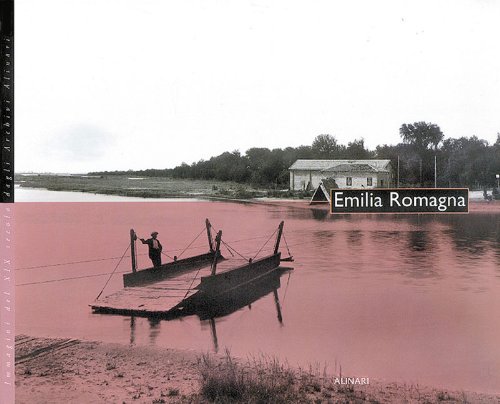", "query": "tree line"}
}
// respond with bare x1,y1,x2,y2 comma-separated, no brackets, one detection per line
92,122,500,189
